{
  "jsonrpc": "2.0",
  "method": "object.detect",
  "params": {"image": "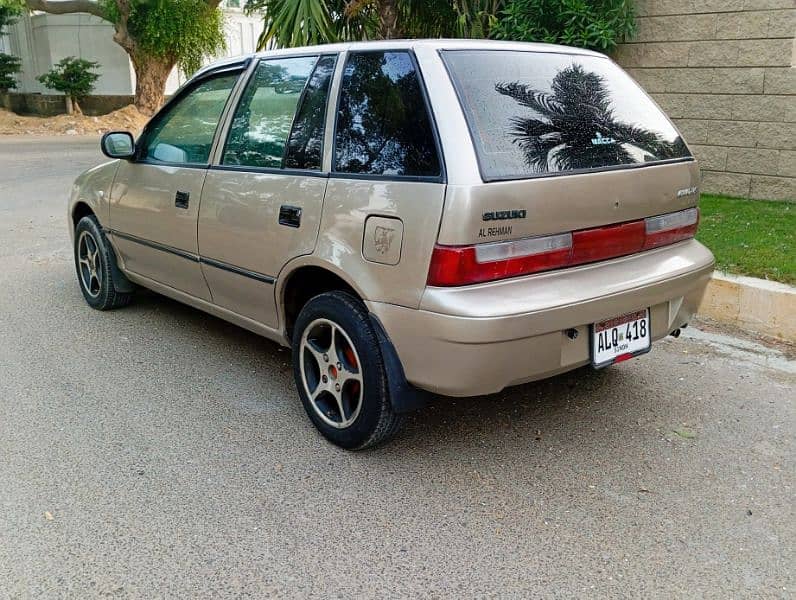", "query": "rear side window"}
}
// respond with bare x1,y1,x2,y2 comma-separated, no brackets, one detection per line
223,56,317,168
334,51,441,178
284,55,337,170
442,50,690,181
